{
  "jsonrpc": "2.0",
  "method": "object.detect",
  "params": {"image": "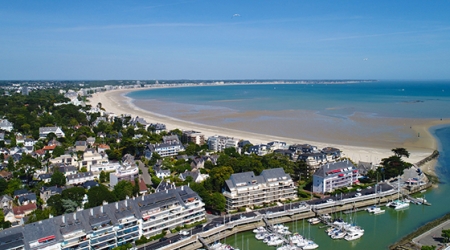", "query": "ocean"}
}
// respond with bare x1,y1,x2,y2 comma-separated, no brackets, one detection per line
127,81,450,248
128,81,450,147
